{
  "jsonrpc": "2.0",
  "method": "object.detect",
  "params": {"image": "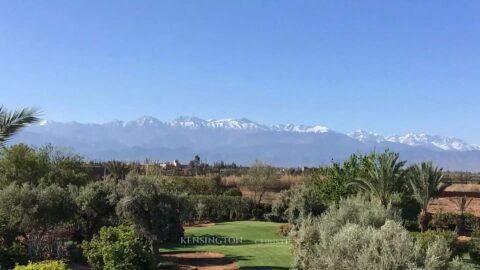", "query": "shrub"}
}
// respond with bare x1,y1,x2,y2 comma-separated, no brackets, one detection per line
188,195,255,222
272,184,325,224
289,195,470,270
430,212,479,232
223,188,242,197
0,243,28,269
469,227,480,262
414,230,458,254
430,212,457,230
14,260,67,270
82,225,152,270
